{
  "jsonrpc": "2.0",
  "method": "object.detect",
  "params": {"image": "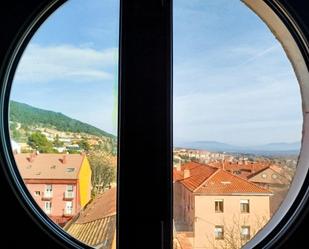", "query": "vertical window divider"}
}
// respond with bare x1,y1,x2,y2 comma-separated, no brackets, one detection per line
118,0,173,249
